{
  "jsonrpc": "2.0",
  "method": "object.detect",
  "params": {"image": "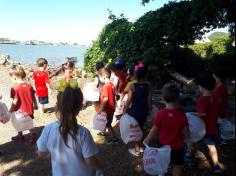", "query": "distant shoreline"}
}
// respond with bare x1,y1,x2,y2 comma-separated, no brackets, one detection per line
0,43,87,47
